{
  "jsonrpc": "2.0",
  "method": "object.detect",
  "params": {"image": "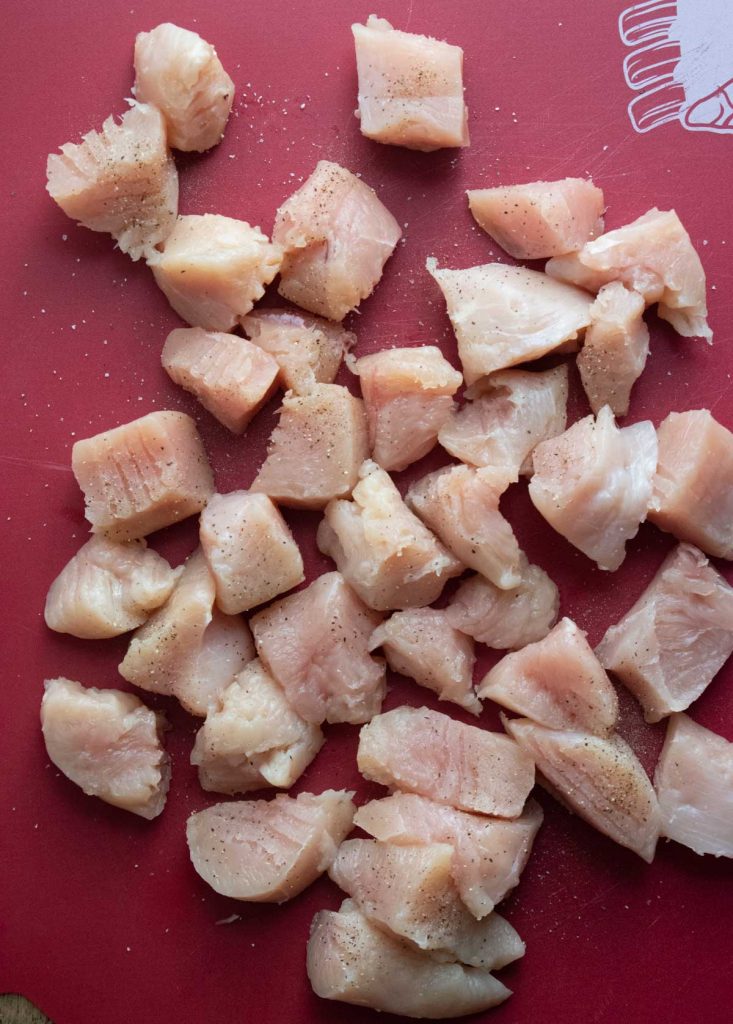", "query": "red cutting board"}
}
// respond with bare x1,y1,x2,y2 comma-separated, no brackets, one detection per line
2,1,732,1022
